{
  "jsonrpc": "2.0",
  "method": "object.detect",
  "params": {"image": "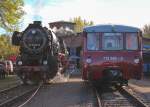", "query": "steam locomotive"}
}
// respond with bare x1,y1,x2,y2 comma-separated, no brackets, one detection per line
12,21,67,84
